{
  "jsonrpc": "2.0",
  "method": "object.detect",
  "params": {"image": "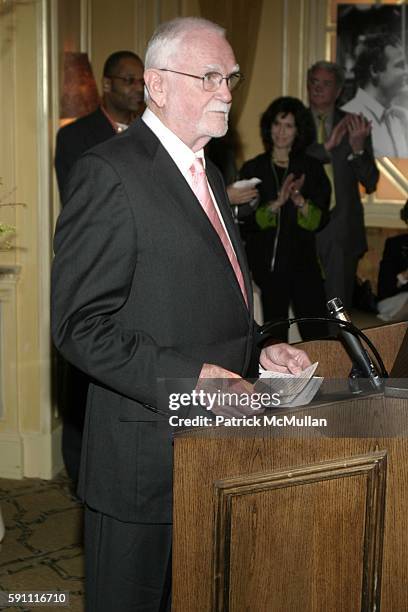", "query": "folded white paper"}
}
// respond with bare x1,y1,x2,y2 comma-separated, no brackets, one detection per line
231,177,262,189
257,361,323,408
